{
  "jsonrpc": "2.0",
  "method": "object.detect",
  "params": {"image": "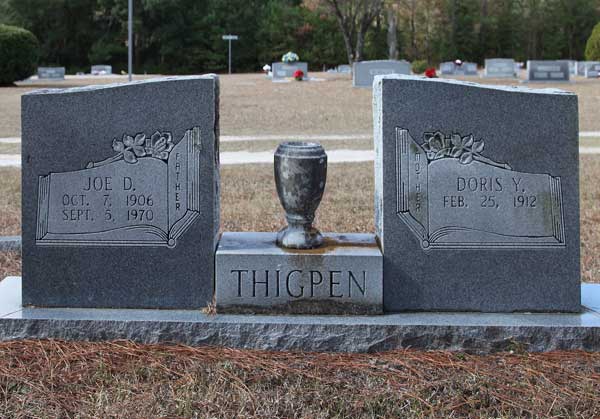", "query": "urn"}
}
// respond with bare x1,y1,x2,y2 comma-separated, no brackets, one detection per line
274,142,327,249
